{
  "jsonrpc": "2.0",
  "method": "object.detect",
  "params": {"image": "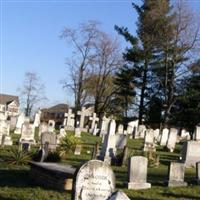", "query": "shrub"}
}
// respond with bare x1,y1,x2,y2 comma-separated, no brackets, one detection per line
6,147,31,166
58,134,81,158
